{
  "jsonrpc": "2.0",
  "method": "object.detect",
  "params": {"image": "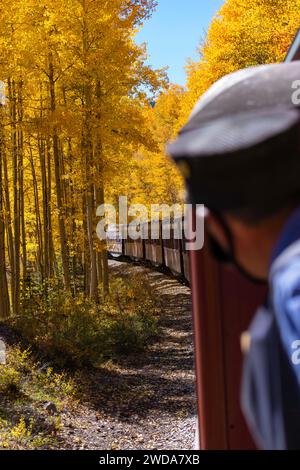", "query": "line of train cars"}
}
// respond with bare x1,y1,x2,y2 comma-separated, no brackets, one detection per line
106,218,191,283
